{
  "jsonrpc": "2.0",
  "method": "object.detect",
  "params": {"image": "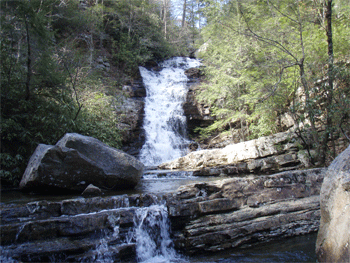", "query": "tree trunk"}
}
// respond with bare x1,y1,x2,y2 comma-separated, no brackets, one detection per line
321,0,335,162
25,19,31,101
163,0,168,38
182,0,187,28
